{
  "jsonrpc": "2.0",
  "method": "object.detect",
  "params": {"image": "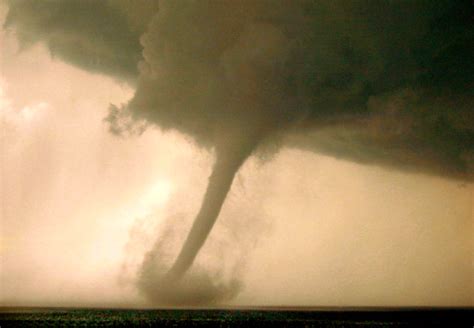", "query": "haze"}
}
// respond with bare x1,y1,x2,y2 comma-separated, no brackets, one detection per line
1,1,472,307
